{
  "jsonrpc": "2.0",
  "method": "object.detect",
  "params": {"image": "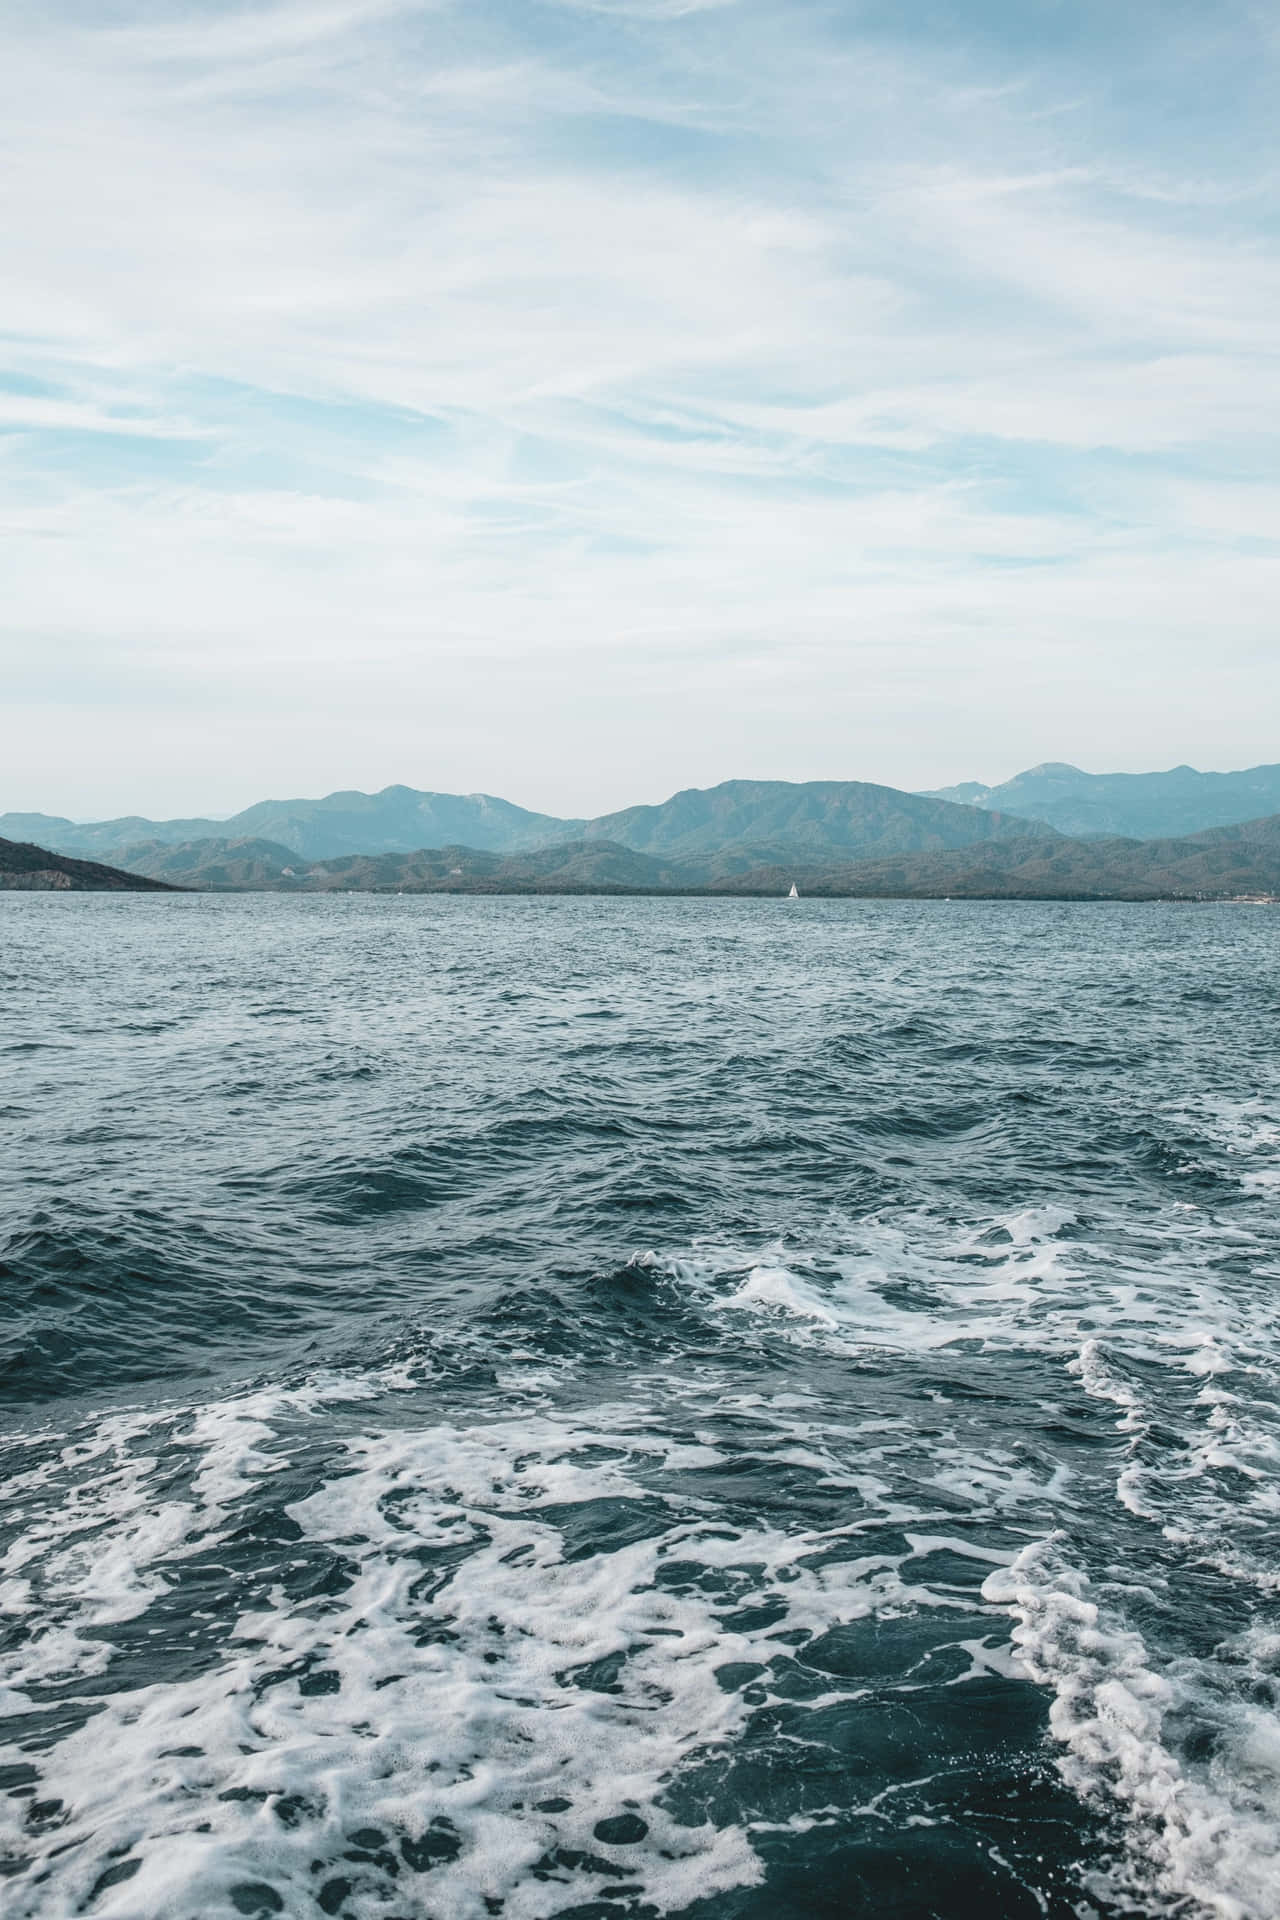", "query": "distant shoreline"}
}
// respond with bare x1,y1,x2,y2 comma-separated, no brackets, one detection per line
10,882,1274,904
